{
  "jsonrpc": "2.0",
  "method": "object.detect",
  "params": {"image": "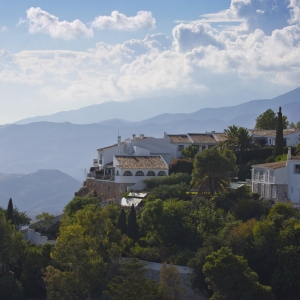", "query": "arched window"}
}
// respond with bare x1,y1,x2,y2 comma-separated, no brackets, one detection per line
147,171,156,176
123,171,133,176
135,171,145,176
157,171,167,176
